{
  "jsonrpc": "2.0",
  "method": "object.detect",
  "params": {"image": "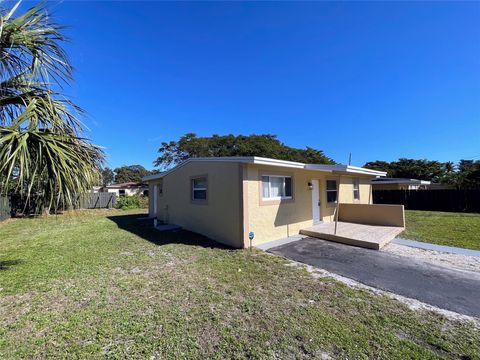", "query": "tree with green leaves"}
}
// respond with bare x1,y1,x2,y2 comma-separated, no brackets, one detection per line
114,165,151,183
362,160,391,174
100,167,115,187
0,1,104,213
364,158,445,182
456,160,480,189
364,158,480,188
154,133,334,169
